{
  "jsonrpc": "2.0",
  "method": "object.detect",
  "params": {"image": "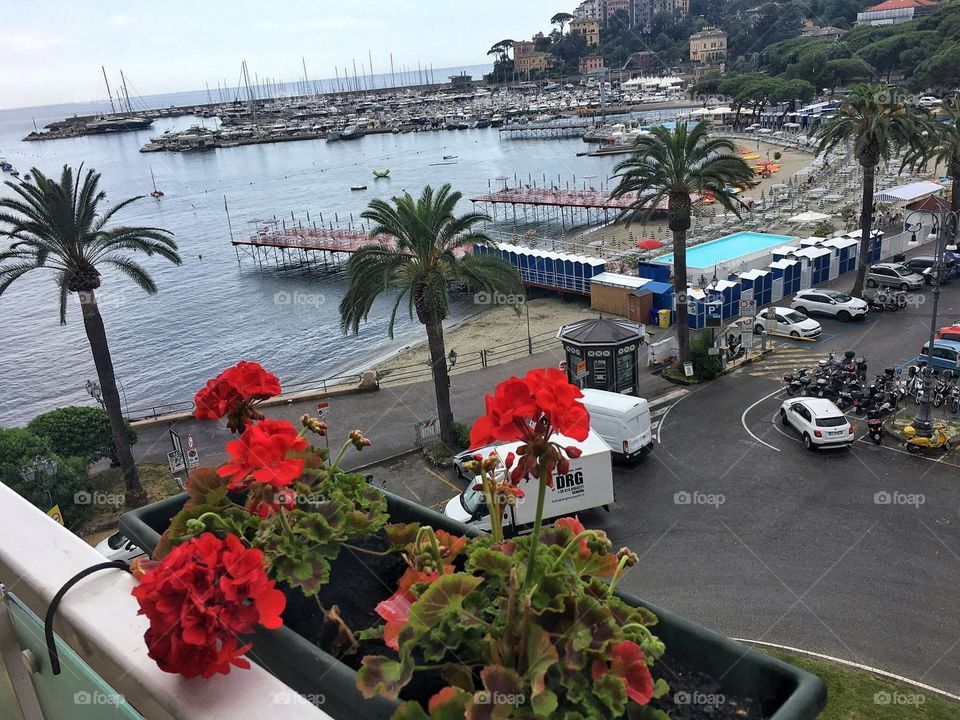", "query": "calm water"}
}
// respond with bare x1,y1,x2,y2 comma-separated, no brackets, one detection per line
0,80,648,426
